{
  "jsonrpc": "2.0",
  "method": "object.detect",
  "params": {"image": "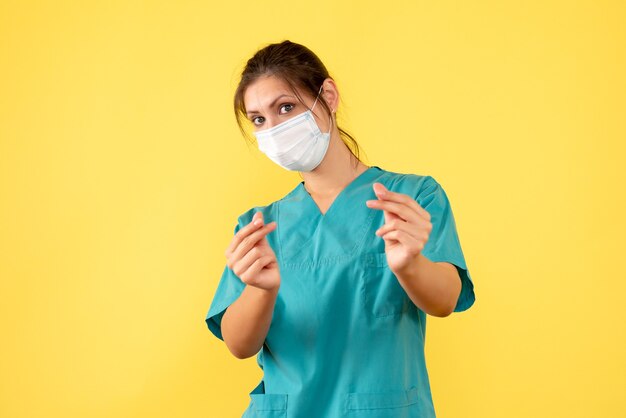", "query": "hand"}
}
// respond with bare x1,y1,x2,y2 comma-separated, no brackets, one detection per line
224,211,280,291
365,183,433,275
